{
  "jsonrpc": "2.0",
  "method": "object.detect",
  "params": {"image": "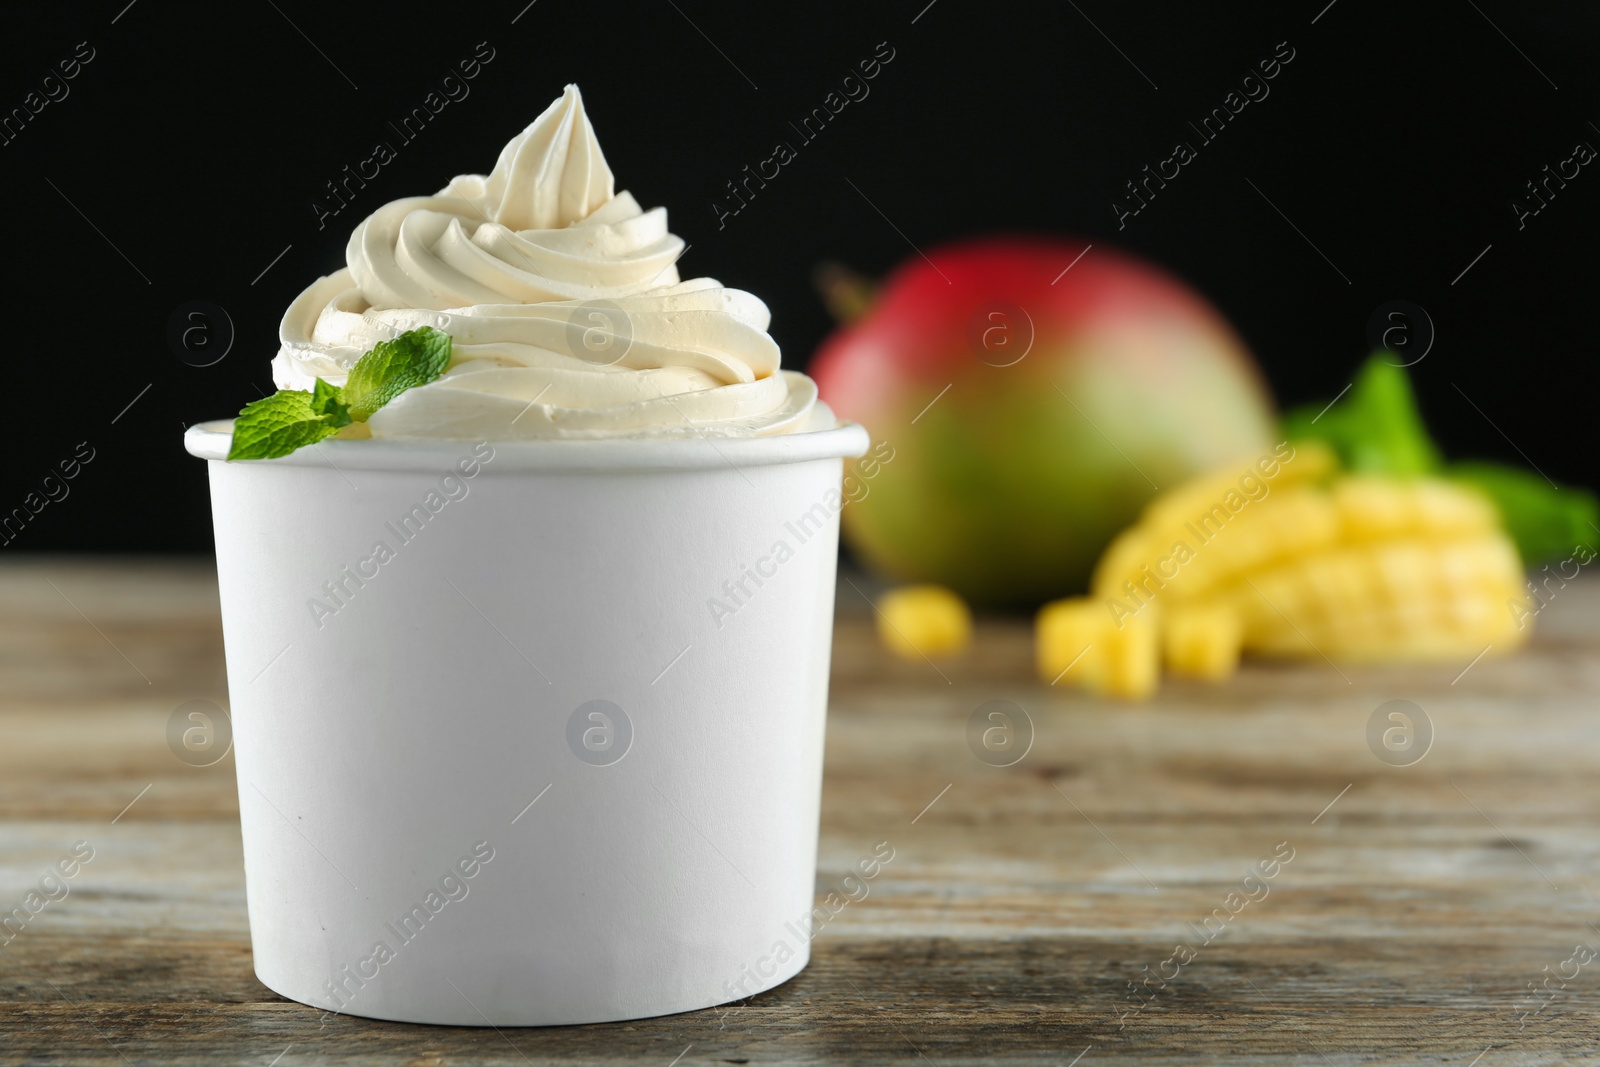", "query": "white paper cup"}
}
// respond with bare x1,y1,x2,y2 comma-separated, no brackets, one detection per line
184,419,869,1026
